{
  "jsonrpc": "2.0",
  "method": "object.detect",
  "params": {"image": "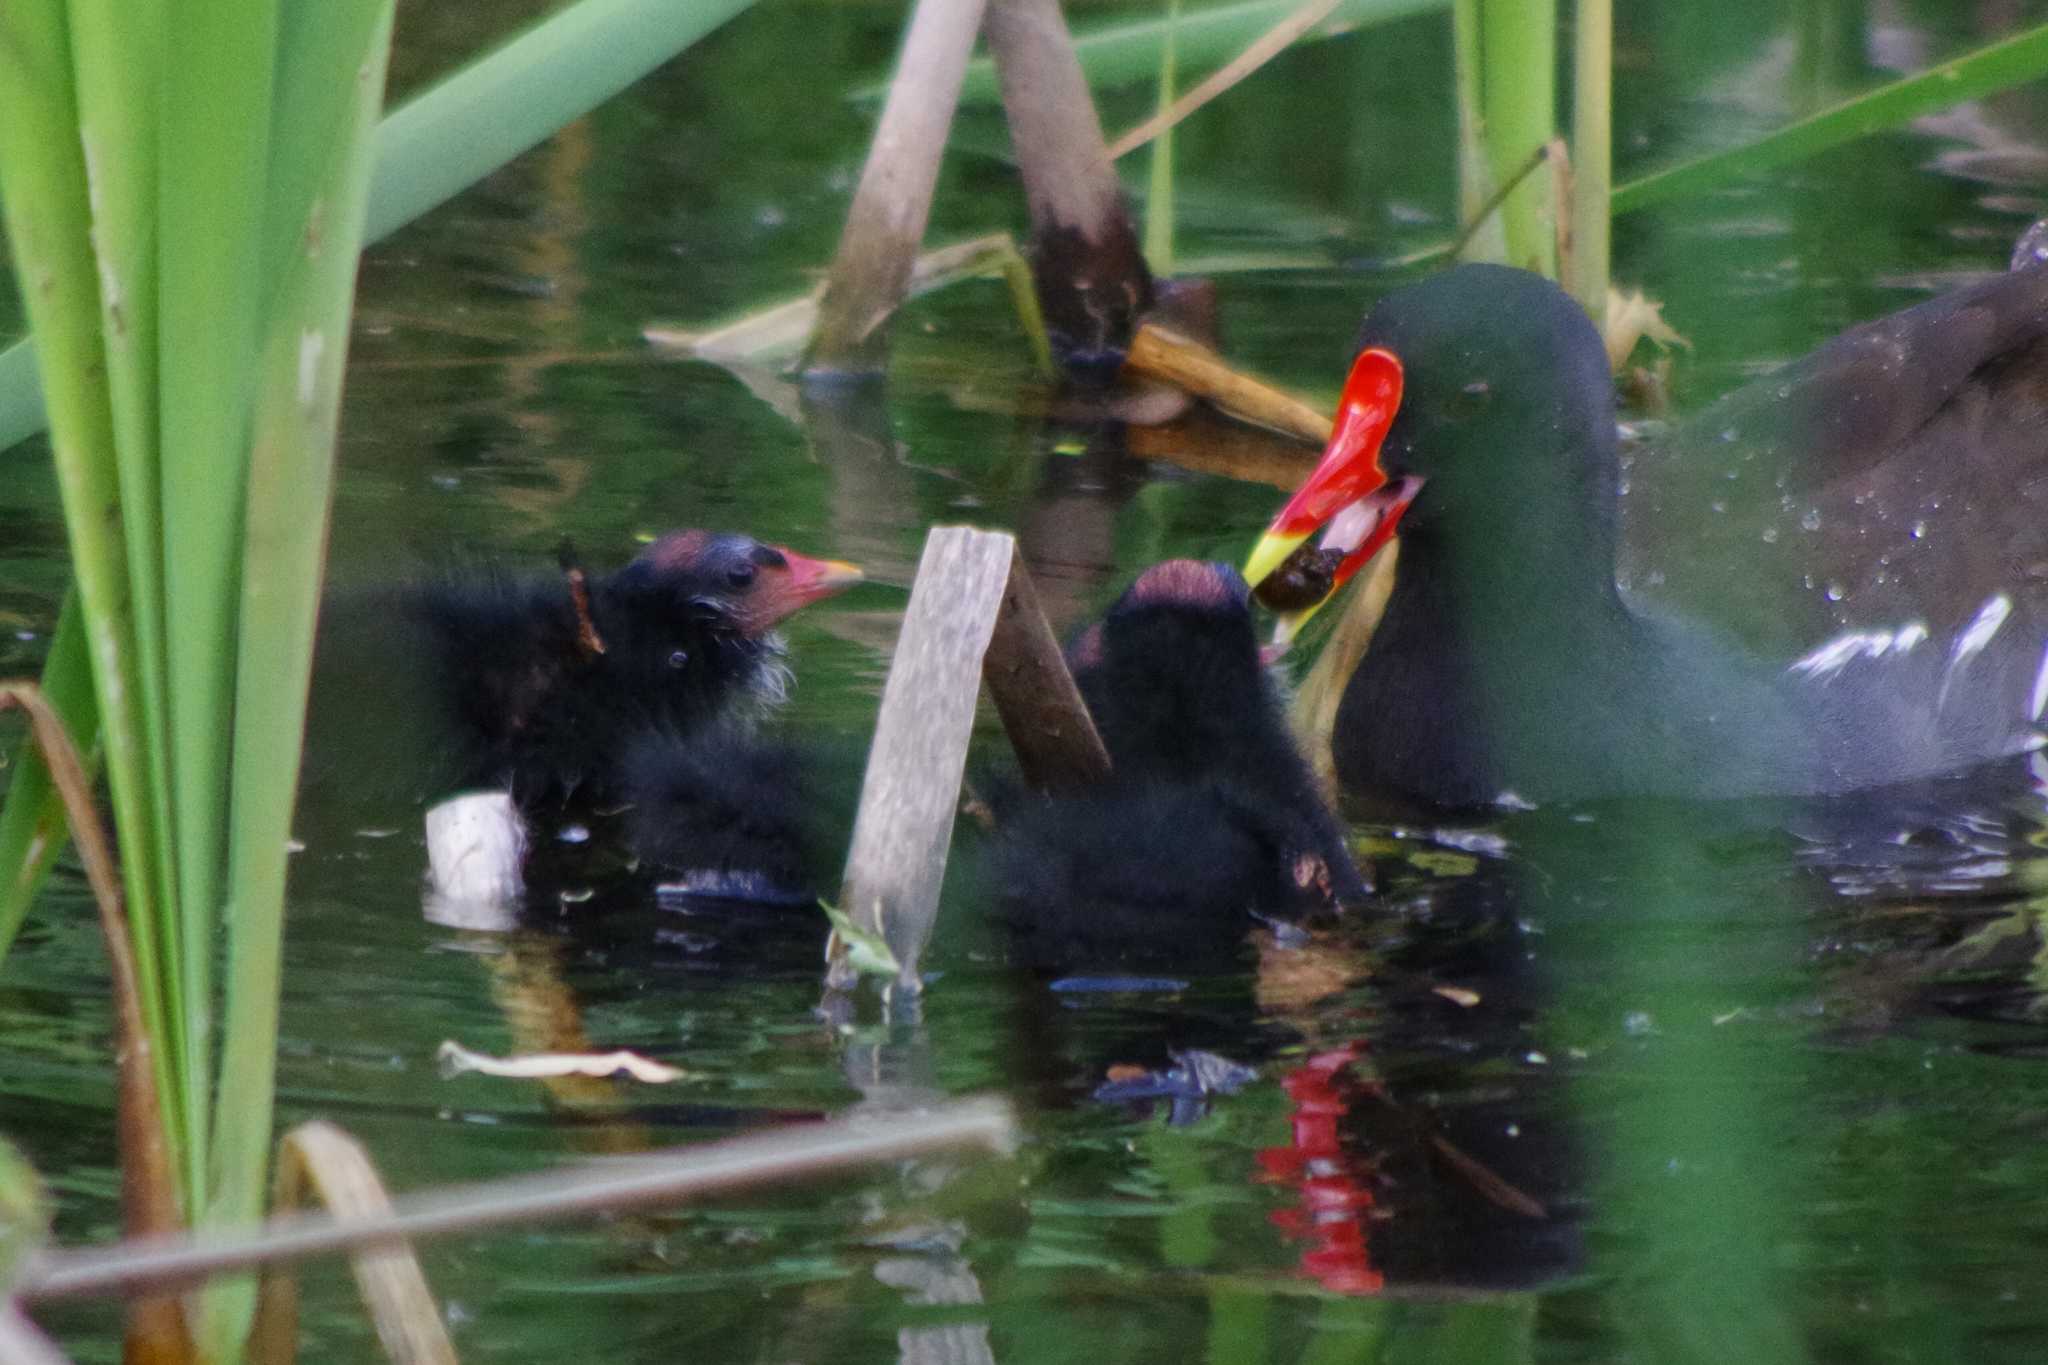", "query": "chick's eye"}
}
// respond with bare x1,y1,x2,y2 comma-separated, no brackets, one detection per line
725,563,757,590
667,649,689,670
